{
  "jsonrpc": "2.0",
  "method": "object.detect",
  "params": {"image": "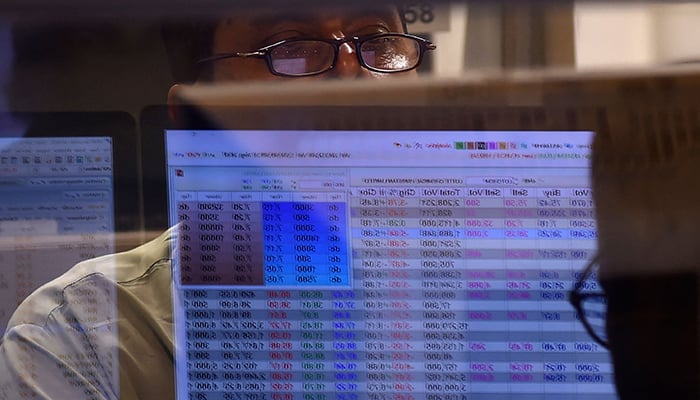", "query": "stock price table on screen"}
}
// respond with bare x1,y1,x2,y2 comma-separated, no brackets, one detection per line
172,178,613,400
